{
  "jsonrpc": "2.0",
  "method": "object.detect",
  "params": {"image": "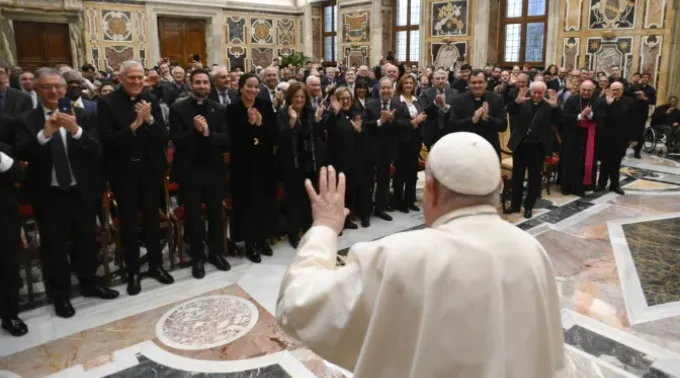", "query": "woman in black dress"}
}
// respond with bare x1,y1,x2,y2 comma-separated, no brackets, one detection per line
353,77,370,113
276,82,319,248
227,73,278,263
